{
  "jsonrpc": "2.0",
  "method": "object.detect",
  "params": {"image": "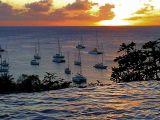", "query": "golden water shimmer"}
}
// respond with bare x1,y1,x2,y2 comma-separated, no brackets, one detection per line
0,0,160,26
